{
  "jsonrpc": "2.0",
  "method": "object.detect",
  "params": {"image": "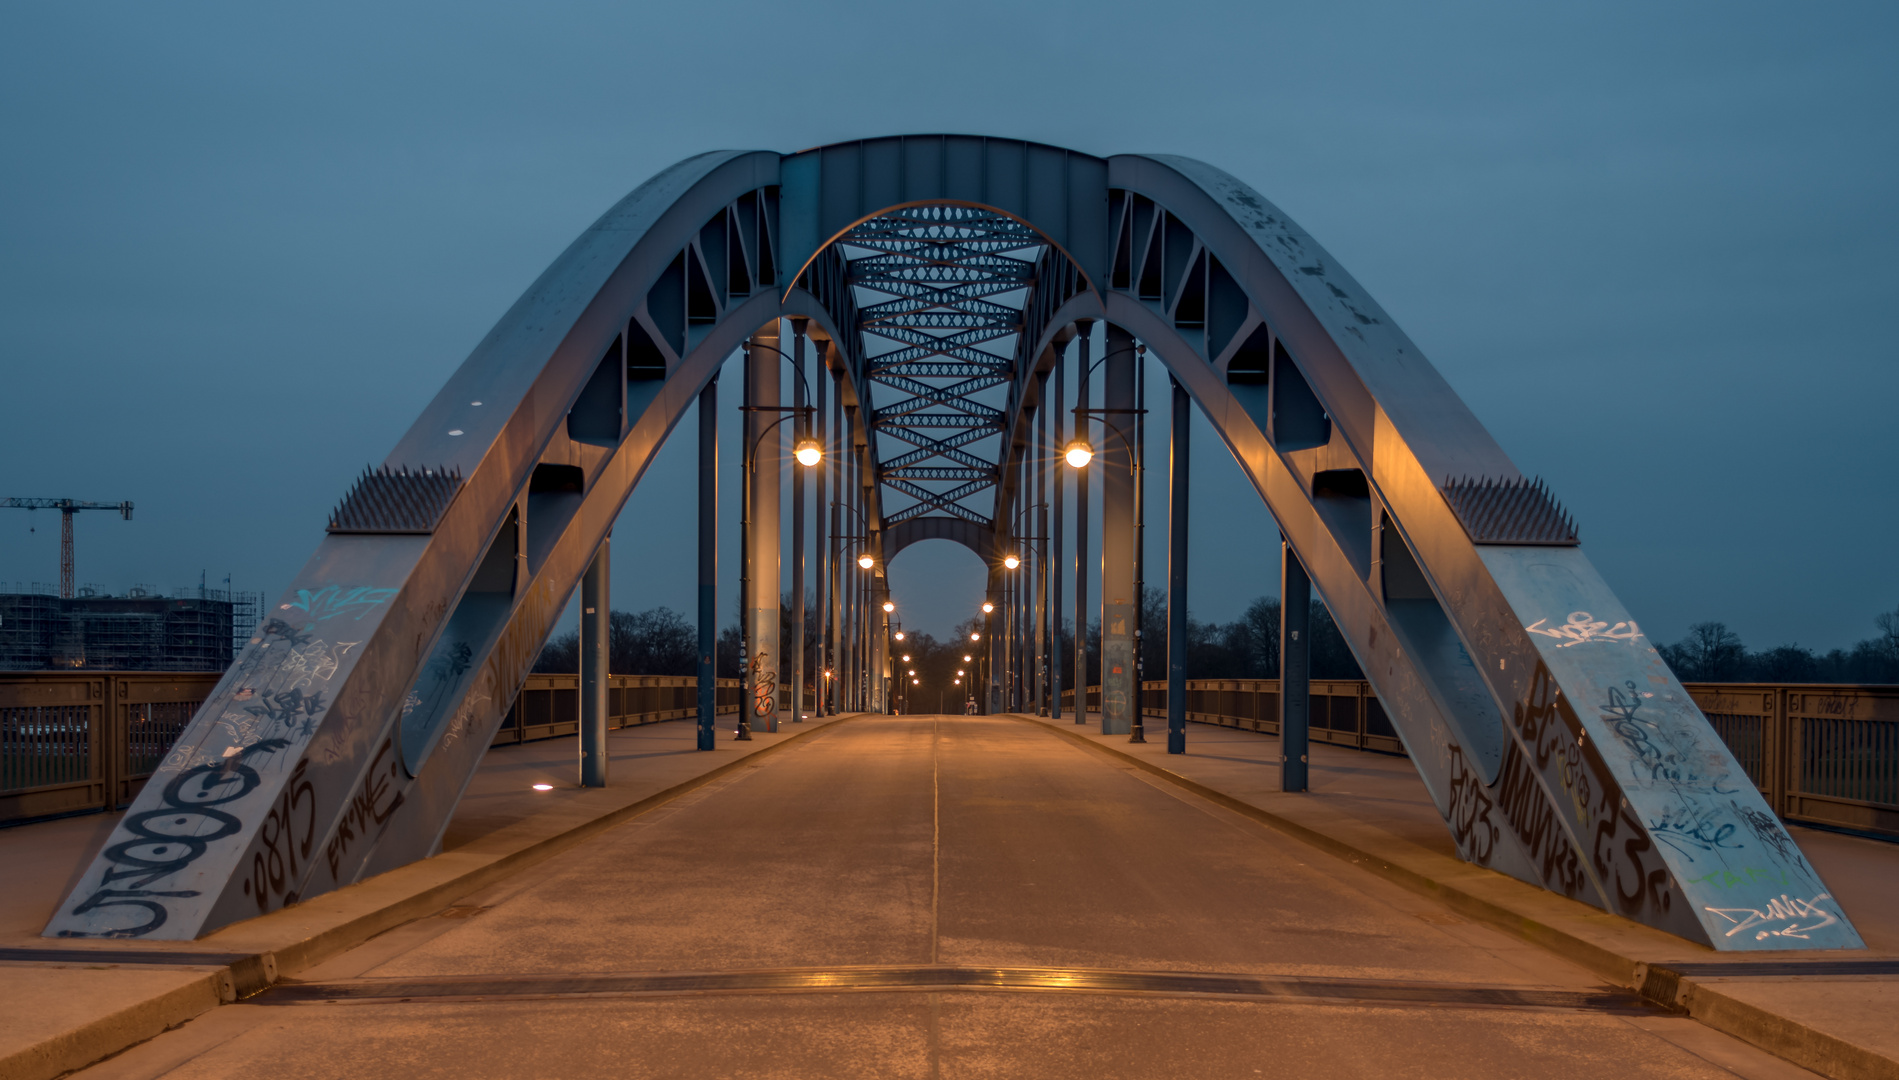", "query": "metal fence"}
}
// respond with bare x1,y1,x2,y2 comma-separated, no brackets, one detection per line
0,671,749,826
1068,679,1899,840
